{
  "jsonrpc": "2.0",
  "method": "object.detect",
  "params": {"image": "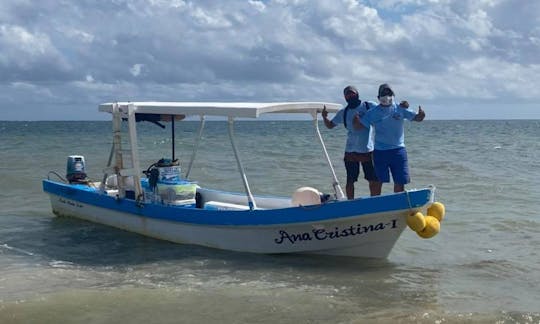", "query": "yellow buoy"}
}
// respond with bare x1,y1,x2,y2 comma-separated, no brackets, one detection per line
407,212,426,232
416,215,440,239
427,202,445,222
